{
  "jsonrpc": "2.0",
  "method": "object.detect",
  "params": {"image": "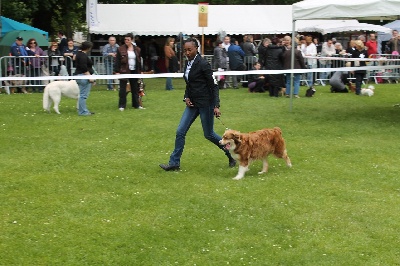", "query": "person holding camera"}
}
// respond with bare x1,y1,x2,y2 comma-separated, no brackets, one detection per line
74,41,95,116
159,38,236,171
